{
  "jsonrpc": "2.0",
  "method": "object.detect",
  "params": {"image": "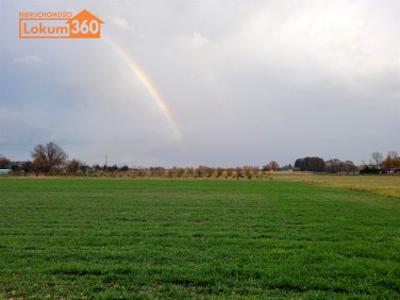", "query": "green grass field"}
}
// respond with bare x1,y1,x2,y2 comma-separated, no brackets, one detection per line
0,179,399,299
